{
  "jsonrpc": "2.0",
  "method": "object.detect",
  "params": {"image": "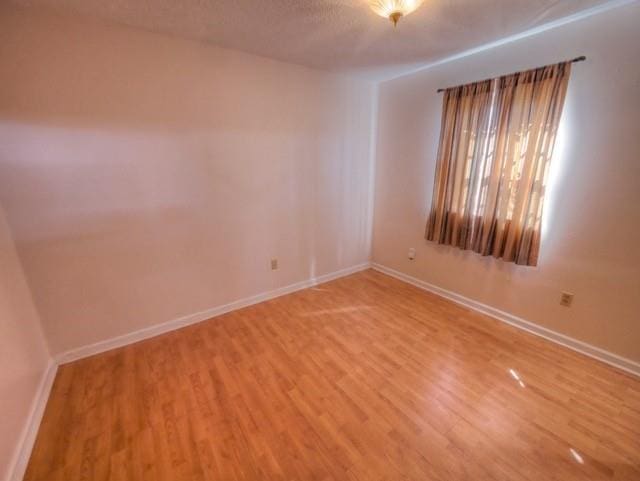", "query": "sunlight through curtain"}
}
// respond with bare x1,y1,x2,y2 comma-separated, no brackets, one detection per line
425,61,572,266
